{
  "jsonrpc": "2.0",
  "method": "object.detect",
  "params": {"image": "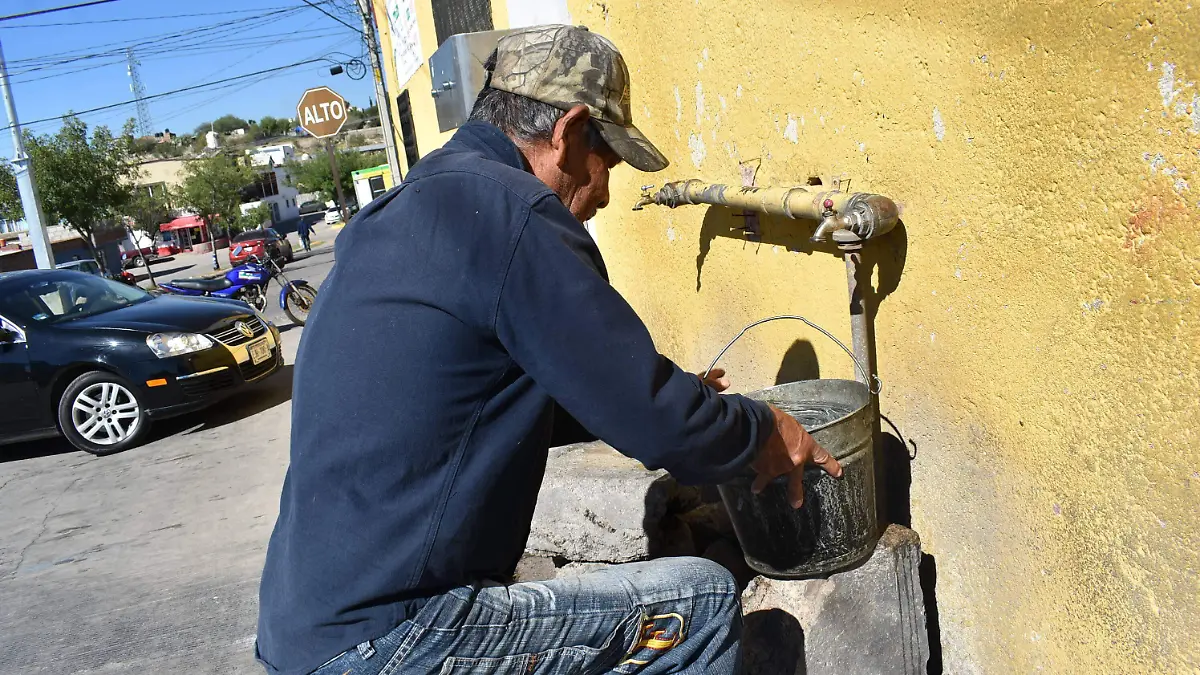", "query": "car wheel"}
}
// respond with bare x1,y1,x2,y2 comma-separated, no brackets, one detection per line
57,371,150,456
